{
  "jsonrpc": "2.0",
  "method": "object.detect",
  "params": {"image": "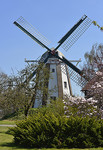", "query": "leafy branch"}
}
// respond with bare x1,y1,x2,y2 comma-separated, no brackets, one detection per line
92,21,103,31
